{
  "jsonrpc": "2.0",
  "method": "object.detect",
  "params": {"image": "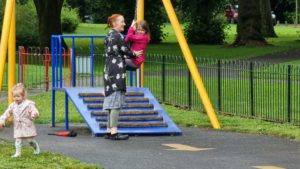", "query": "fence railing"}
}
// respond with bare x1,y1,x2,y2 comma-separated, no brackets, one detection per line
13,49,300,125
18,46,71,91
144,54,300,125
